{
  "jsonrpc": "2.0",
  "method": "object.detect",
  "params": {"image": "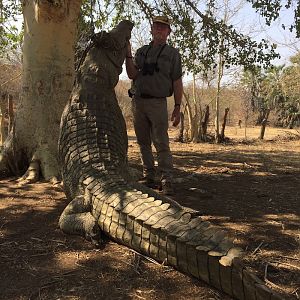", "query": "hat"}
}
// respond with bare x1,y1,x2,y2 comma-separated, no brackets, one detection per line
152,15,171,26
